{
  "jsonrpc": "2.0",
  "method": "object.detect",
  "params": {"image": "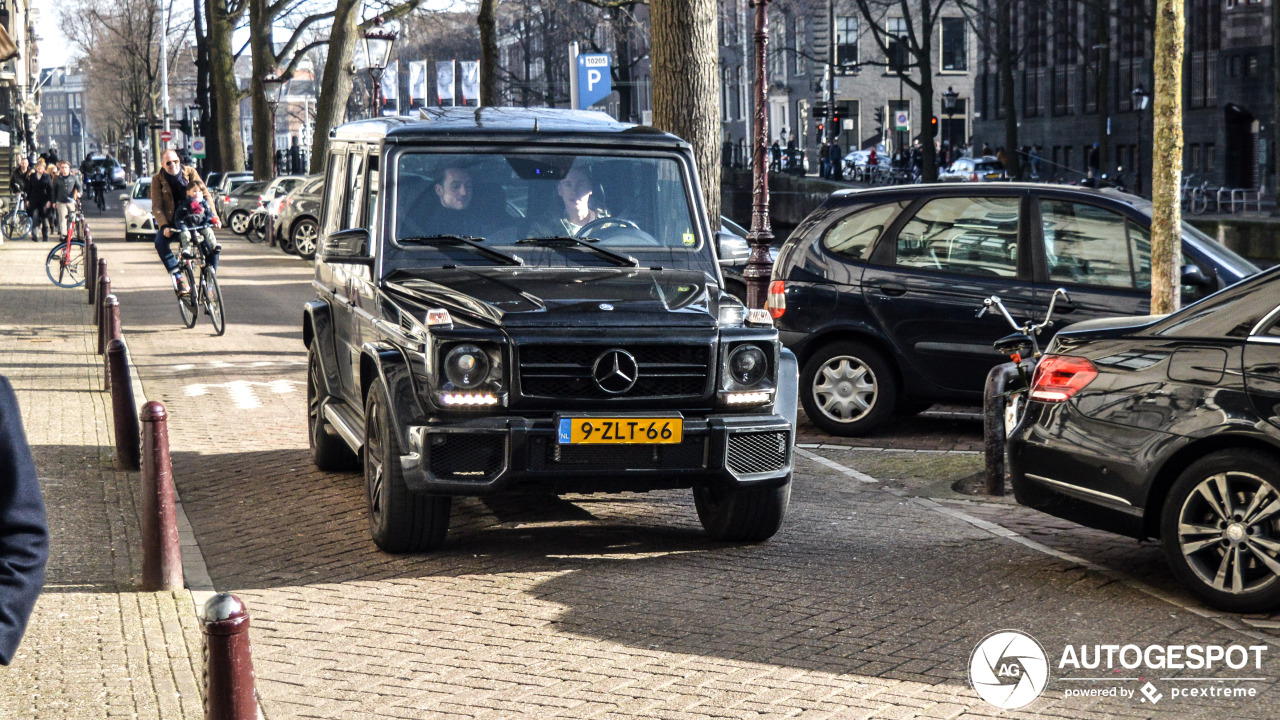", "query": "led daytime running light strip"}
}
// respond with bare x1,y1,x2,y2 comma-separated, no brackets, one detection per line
725,391,773,404
442,392,498,406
